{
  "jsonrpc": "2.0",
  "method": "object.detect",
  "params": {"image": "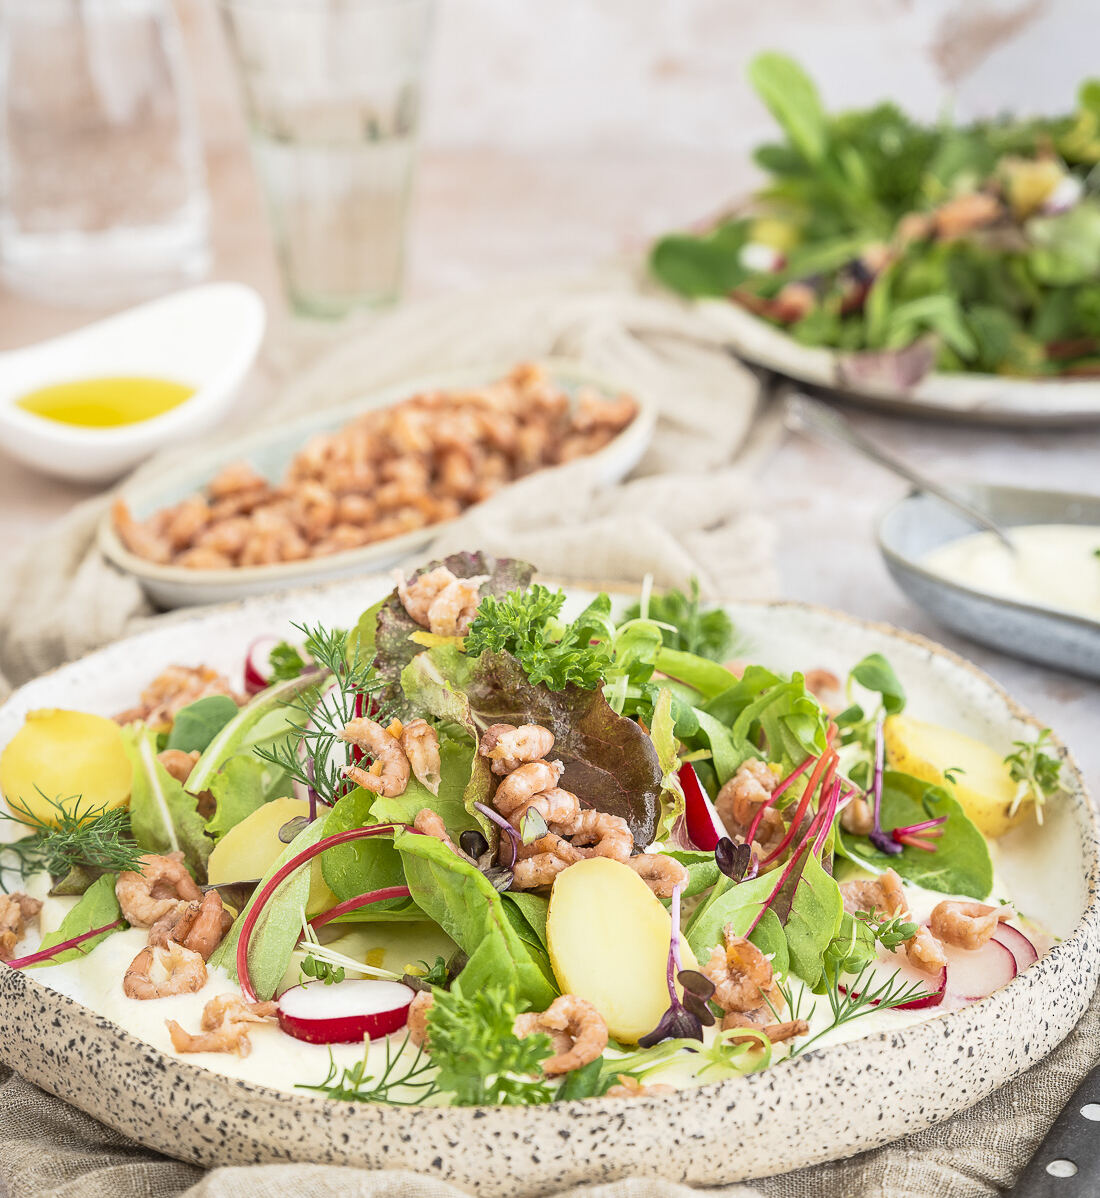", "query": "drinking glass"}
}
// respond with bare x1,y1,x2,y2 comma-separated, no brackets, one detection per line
219,0,433,319
0,0,210,305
